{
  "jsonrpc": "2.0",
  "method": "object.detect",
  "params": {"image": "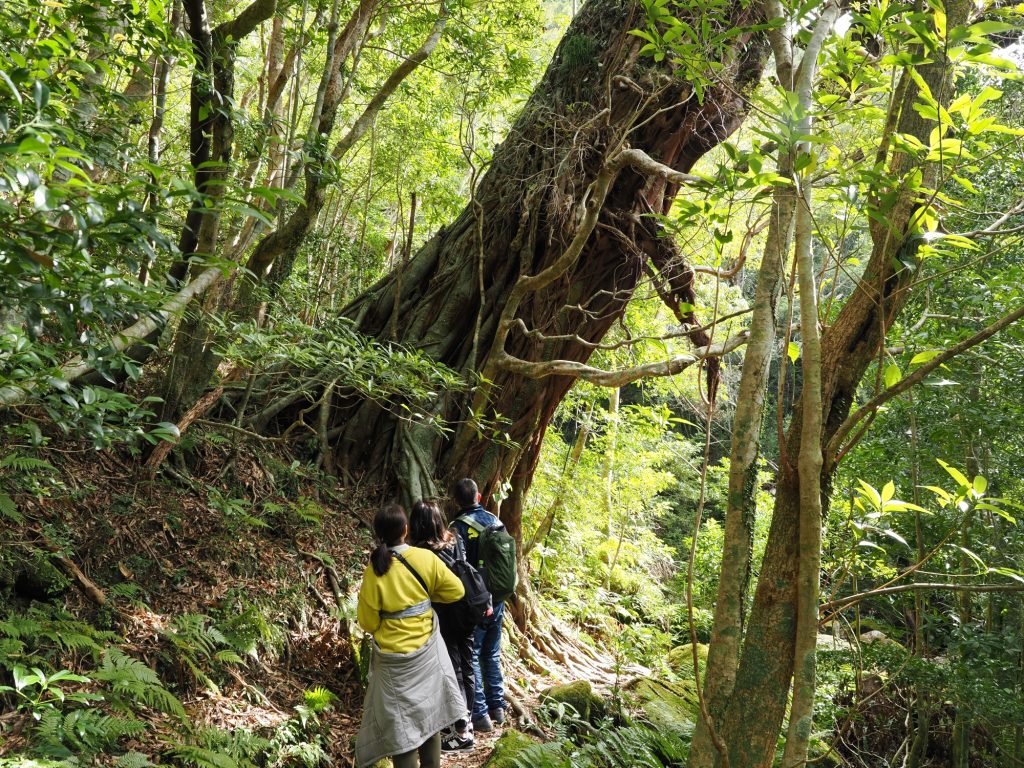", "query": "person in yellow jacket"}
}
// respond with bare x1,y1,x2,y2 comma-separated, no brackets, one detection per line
355,503,466,768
